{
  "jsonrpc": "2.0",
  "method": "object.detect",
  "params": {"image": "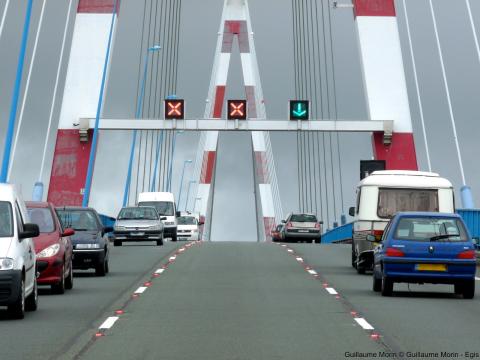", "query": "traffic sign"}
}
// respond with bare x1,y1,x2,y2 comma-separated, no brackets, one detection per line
289,100,309,120
227,100,247,120
164,99,185,120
